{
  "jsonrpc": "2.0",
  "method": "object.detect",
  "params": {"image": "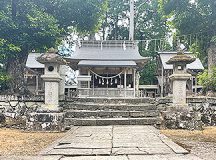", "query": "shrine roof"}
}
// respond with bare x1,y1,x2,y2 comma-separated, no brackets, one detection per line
67,41,148,61
78,60,137,67
158,51,204,70
26,53,44,68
